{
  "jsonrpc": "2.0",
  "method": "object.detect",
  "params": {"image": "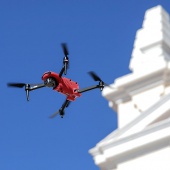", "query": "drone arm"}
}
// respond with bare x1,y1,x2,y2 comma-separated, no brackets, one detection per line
59,66,65,77
25,83,45,101
28,83,45,91
61,99,70,110
77,85,100,93
59,57,69,77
